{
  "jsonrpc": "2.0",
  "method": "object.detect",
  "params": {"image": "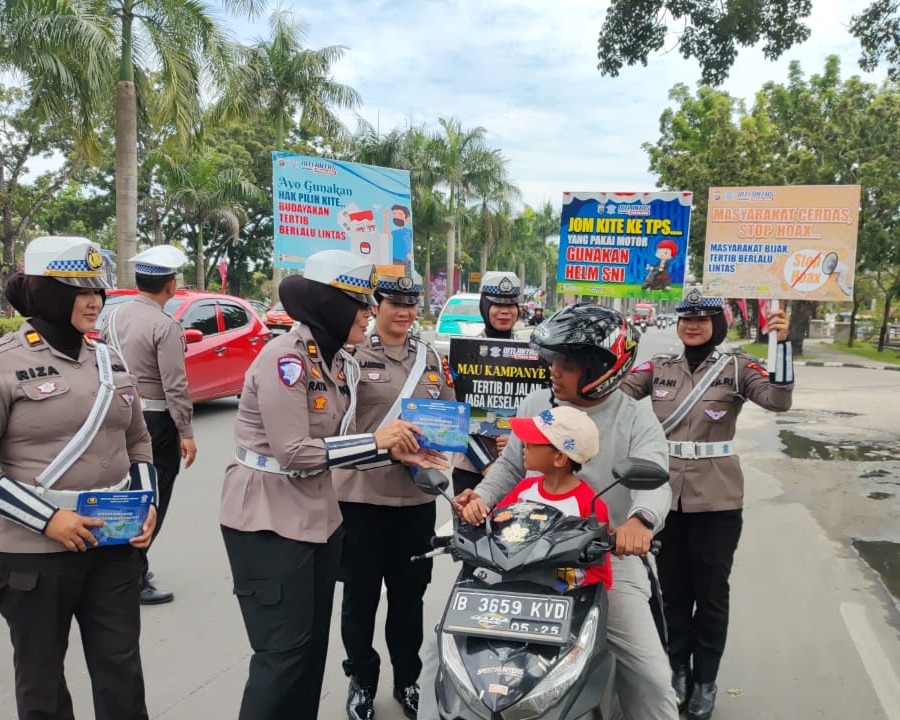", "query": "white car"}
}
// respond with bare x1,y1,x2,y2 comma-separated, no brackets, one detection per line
432,293,485,356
